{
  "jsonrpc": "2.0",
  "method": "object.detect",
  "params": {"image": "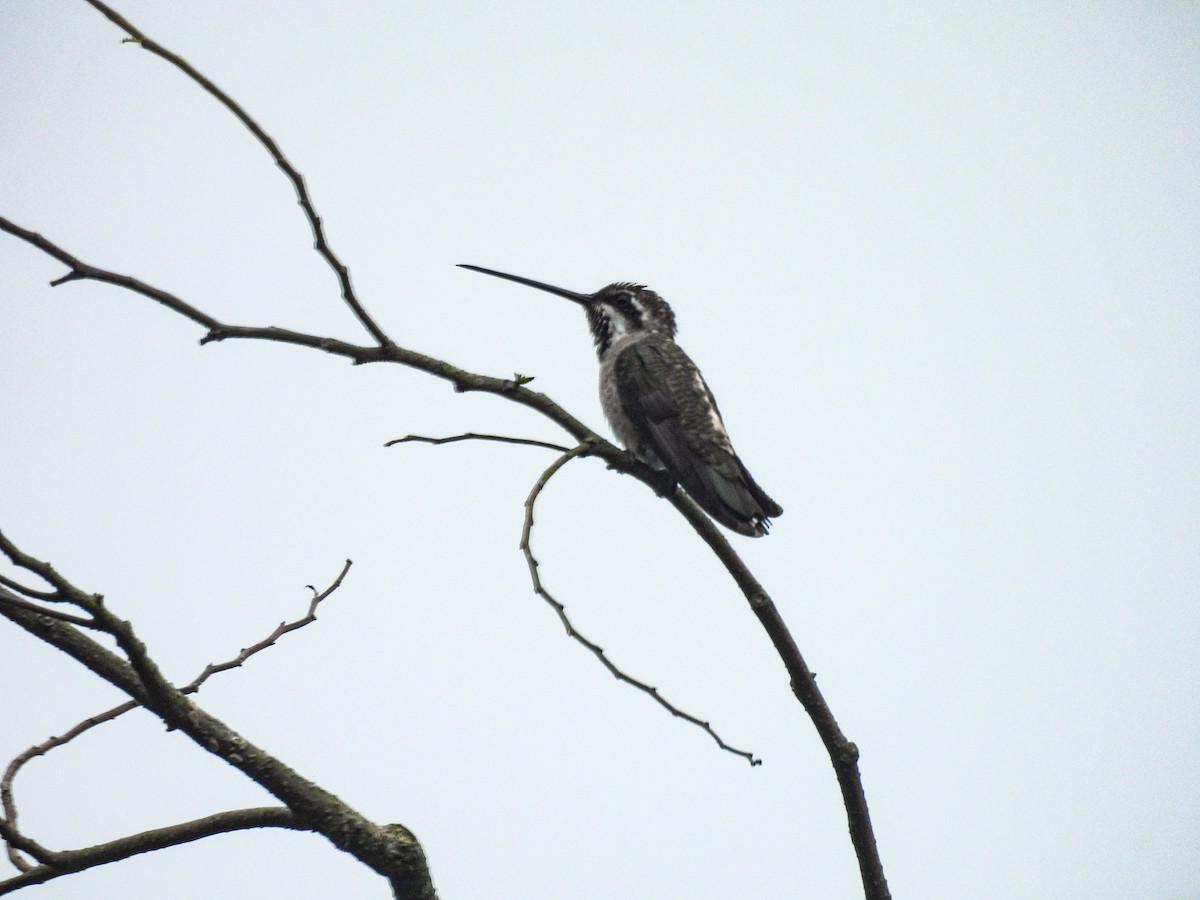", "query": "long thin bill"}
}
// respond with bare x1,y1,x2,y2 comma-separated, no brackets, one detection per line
458,264,591,305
